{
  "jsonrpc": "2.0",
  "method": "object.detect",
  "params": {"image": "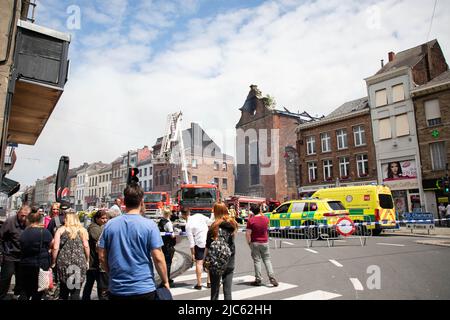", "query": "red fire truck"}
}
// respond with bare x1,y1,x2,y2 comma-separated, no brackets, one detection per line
143,191,177,218
175,184,220,218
